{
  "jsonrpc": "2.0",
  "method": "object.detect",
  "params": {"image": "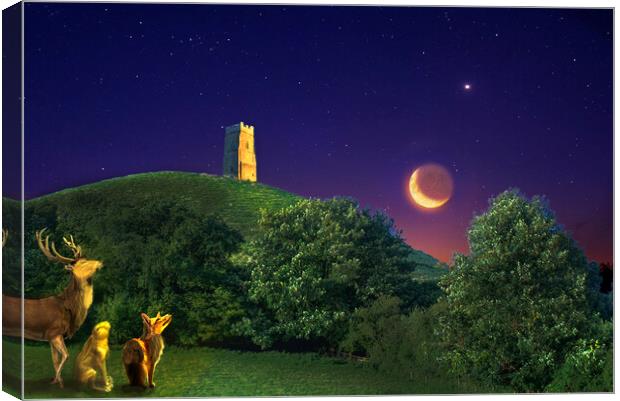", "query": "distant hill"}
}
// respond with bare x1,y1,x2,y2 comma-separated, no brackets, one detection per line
410,259,449,281
4,171,444,278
